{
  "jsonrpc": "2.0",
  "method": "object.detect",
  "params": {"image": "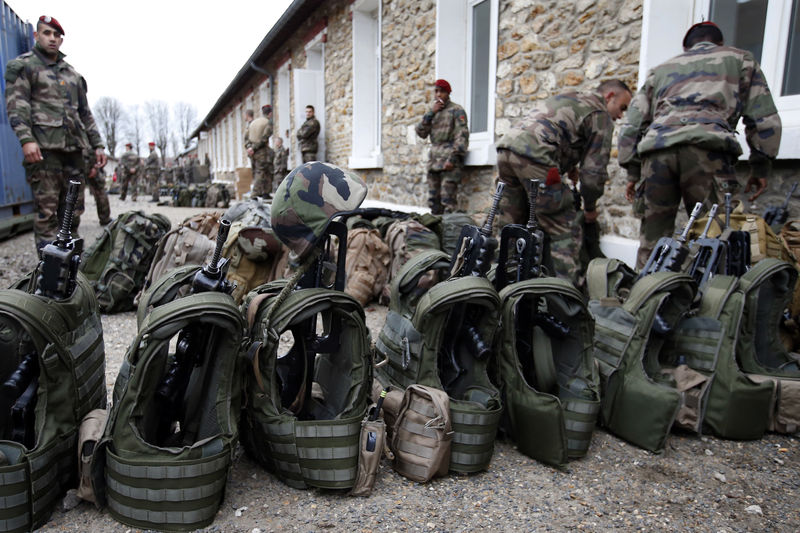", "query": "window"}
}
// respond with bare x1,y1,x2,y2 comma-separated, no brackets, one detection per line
469,0,491,134
710,0,767,62
783,0,800,95
350,0,383,169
